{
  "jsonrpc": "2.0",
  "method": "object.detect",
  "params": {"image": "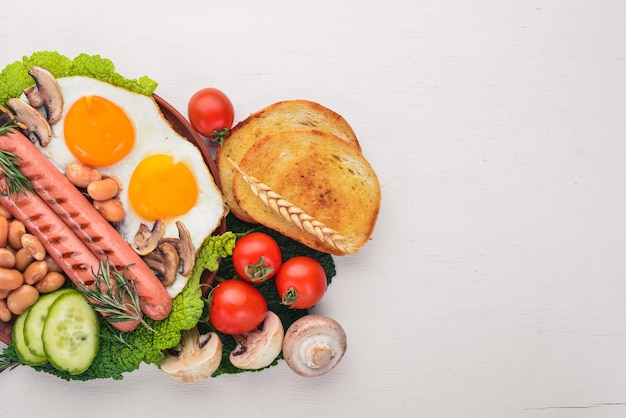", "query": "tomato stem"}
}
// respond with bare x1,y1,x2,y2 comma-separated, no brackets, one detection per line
244,256,274,282
210,128,230,145
234,227,265,239
281,287,299,308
